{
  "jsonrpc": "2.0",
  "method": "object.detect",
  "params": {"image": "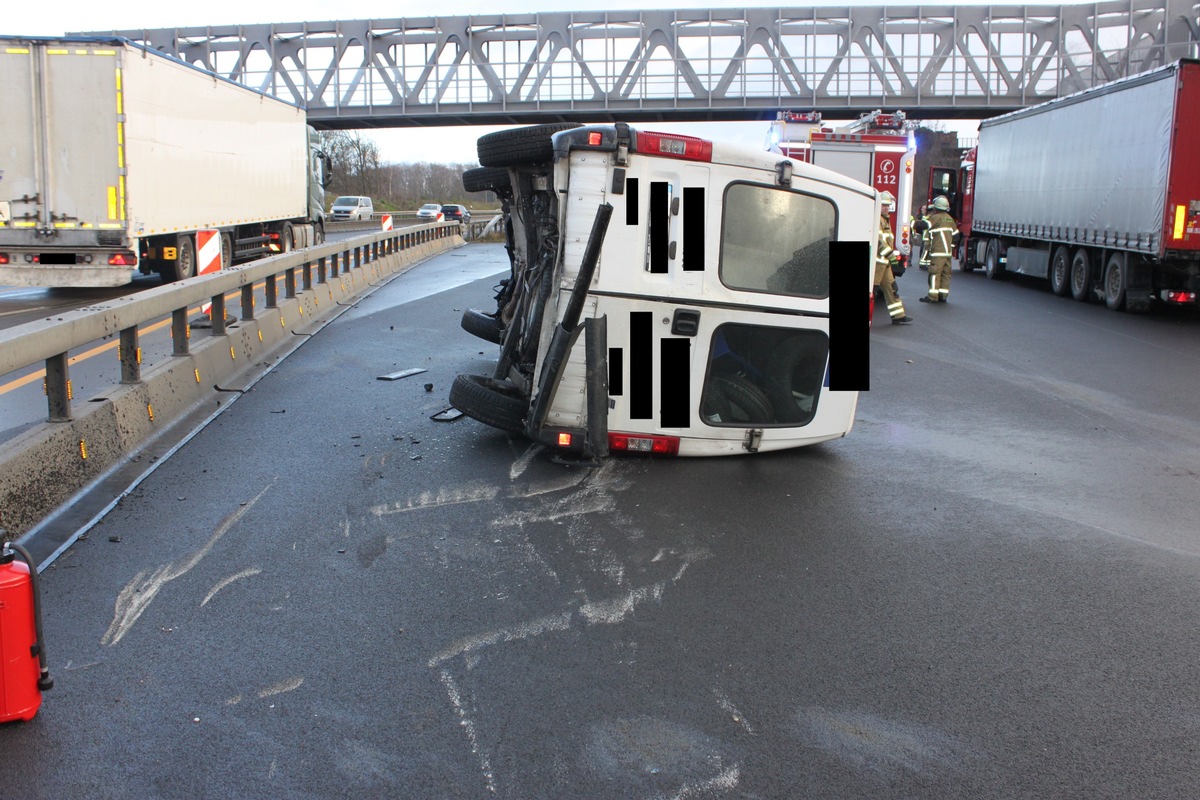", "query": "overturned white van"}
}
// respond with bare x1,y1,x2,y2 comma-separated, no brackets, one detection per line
453,123,878,458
